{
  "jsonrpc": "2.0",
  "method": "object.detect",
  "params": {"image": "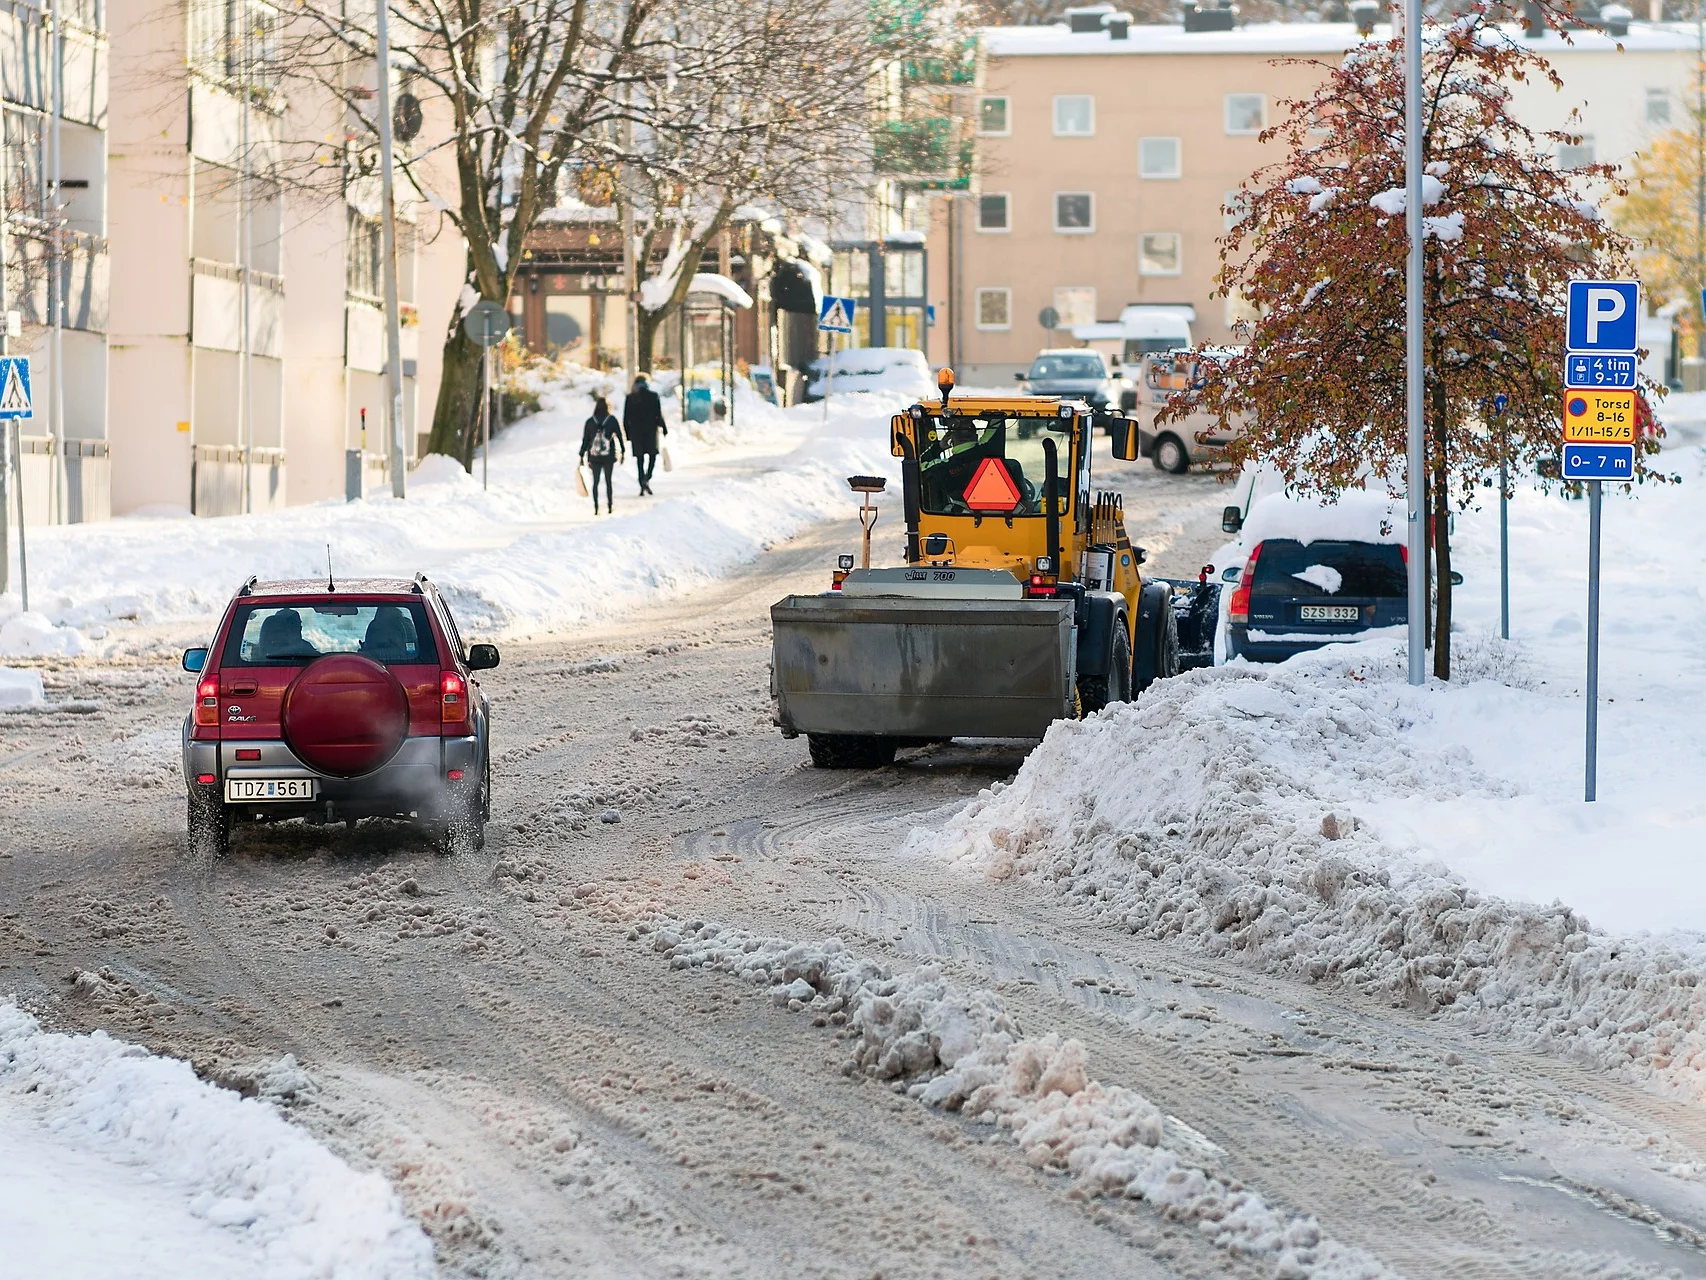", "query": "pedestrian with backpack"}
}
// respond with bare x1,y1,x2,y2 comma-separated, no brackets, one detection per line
623,375,668,495
579,396,626,514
